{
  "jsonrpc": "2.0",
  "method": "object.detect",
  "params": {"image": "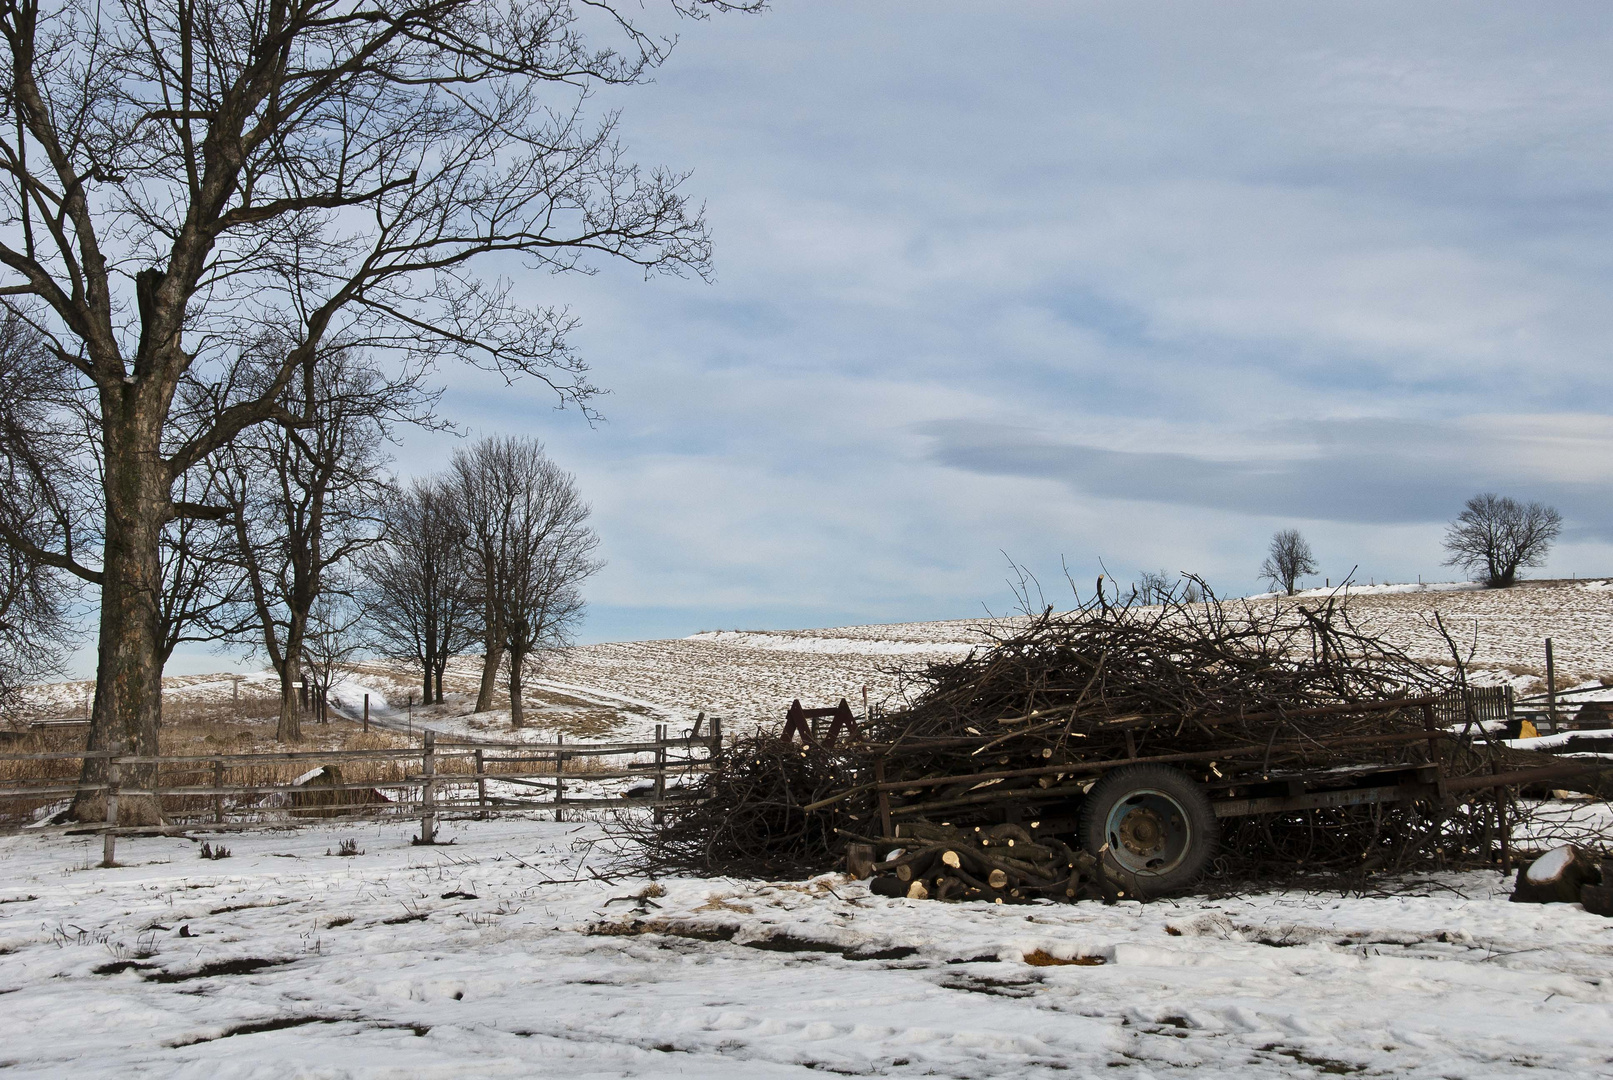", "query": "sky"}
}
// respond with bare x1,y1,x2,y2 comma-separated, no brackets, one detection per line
162,1,1613,670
